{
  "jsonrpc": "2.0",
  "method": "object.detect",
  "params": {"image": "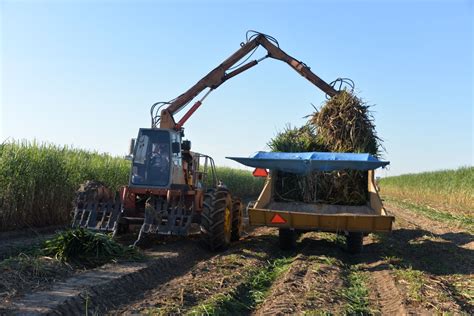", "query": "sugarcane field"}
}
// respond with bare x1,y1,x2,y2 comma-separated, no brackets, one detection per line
1,2,472,315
